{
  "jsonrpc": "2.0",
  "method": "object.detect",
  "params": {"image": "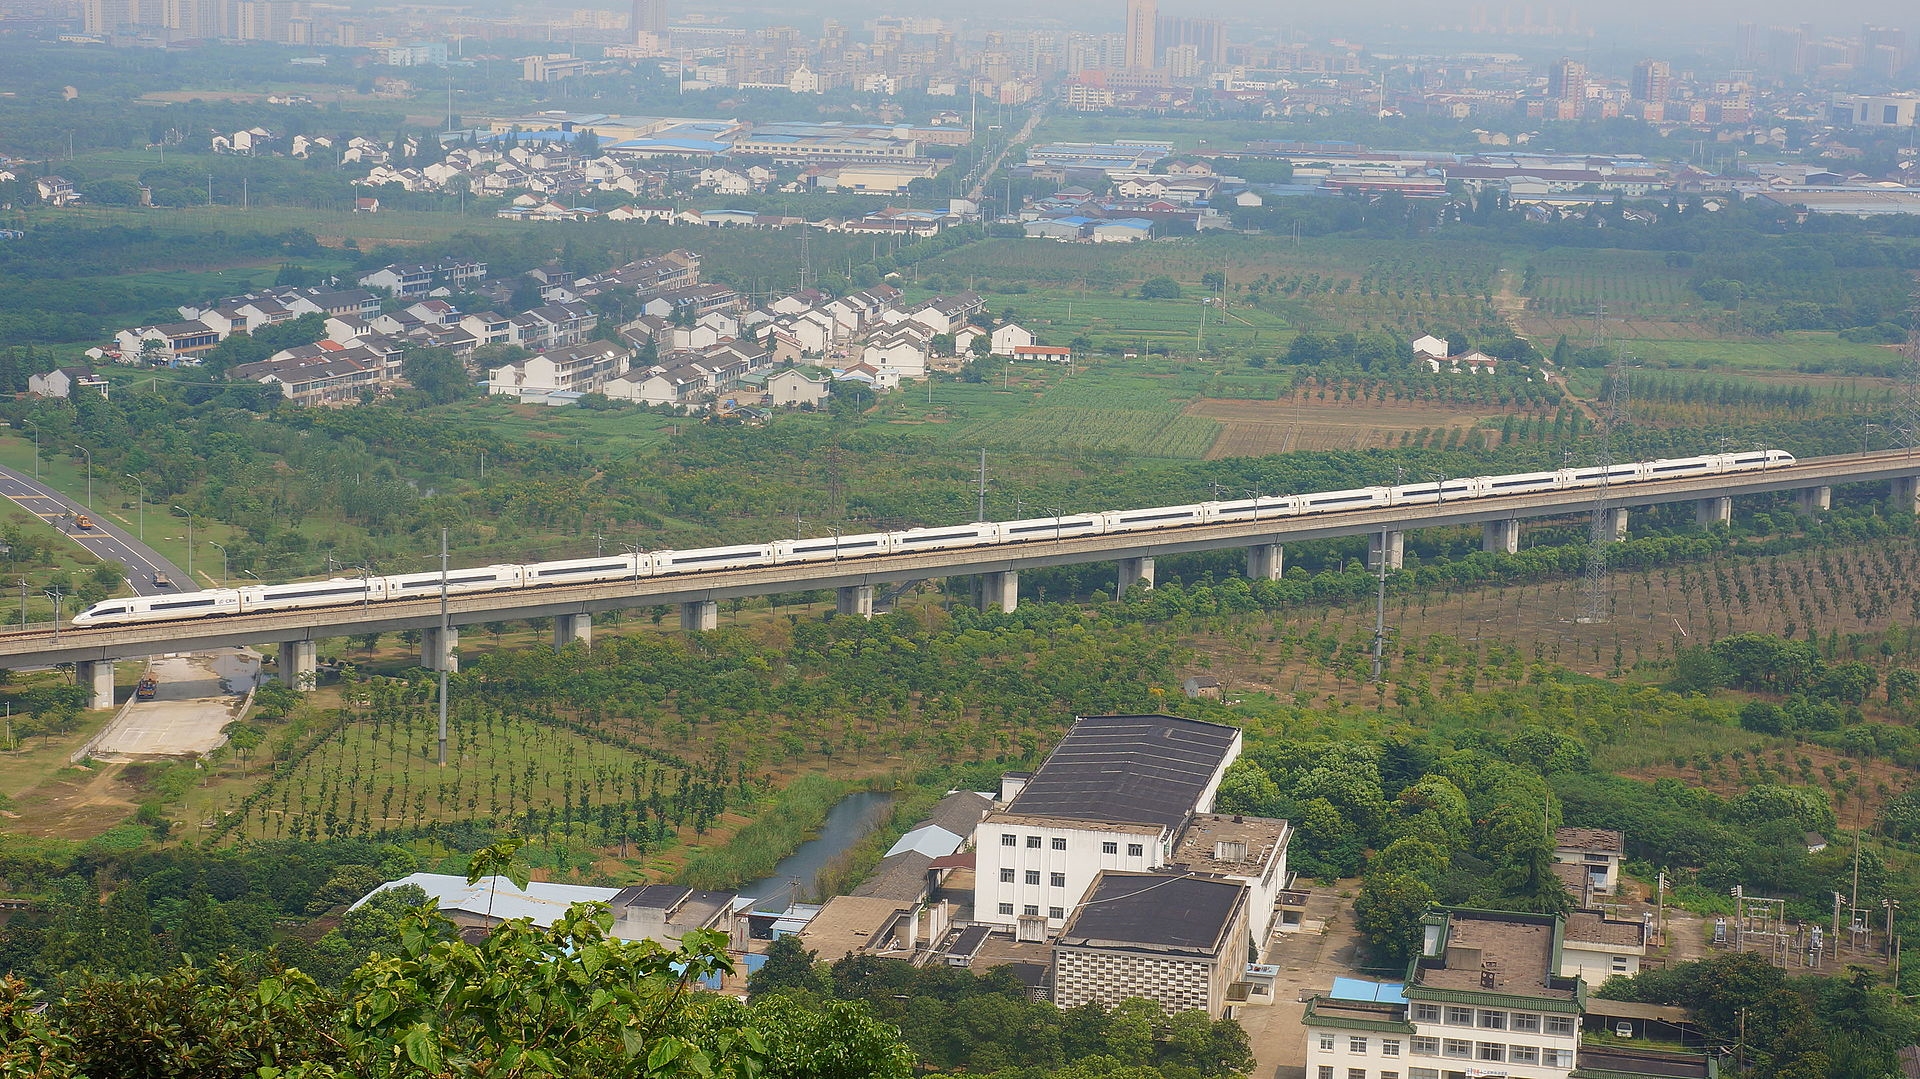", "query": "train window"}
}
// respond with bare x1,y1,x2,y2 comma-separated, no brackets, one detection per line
790,543,838,553
902,532,979,543
265,585,370,598
534,562,625,575
91,605,126,616
151,598,217,611
1492,478,1535,488
674,550,755,563
1118,510,1195,522
1652,462,1693,472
